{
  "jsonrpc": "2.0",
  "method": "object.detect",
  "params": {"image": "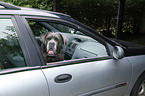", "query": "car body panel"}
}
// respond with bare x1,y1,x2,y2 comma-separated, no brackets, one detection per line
0,68,49,96
0,10,59,18
125,55,145,96
42,58,131,96
114,39,145,56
